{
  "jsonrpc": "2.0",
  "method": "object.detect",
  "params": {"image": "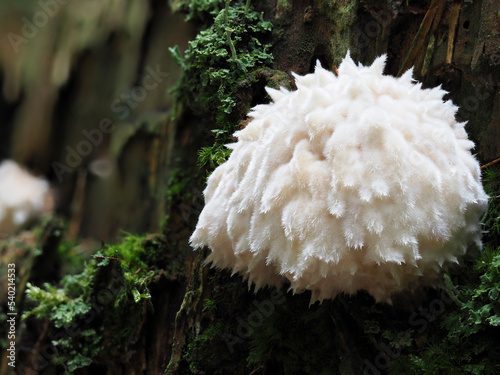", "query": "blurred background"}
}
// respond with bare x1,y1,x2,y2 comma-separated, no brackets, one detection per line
0,0,195,241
